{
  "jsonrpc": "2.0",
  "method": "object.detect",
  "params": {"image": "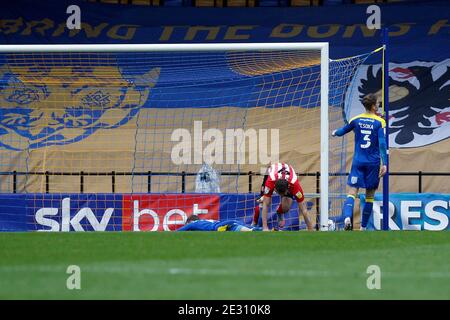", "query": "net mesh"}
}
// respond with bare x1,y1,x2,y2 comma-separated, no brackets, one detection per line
0,47,378,231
